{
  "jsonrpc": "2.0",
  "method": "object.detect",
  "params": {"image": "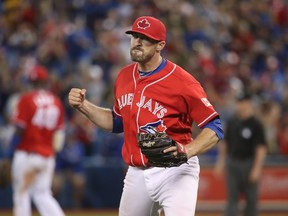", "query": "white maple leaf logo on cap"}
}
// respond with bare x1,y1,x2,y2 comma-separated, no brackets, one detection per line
137,18,151,29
